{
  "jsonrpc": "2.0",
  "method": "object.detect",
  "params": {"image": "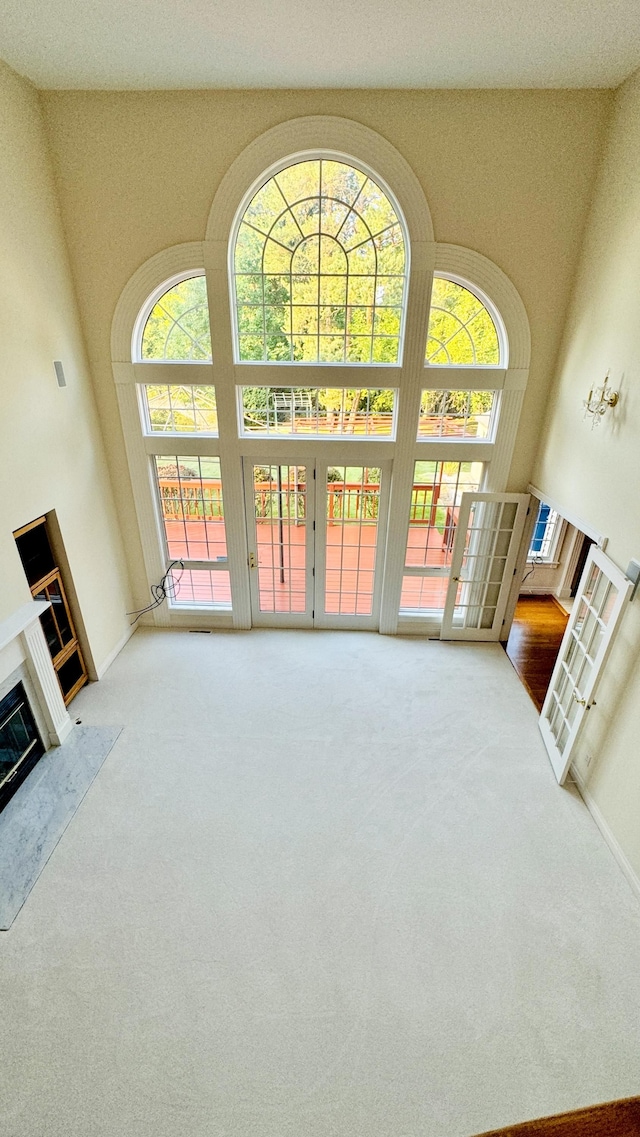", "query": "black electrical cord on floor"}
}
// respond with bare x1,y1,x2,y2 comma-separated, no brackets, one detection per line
126,560,185,625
